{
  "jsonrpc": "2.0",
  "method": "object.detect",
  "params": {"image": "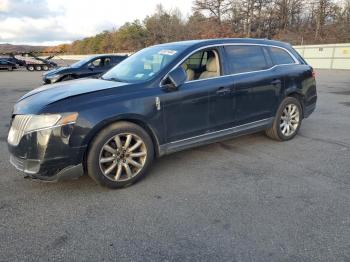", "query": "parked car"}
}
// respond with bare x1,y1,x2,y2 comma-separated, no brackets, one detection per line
1,56,26,67
0,59,18,71
8,38,317,188
42,54,128,84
